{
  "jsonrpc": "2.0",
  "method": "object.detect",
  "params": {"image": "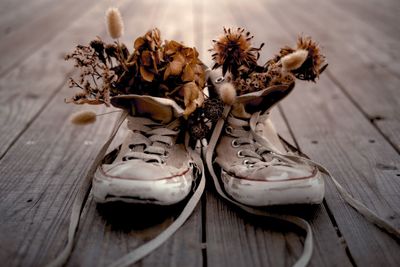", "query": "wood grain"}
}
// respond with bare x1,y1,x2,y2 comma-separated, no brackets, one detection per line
0,0,399,266
0,86,118,266
0,1,112,159
252,1,400,265
0,0,104,77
